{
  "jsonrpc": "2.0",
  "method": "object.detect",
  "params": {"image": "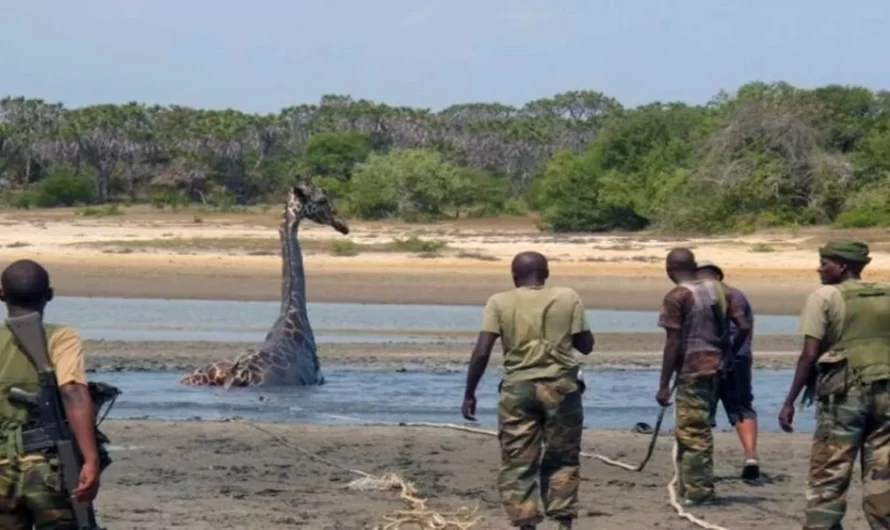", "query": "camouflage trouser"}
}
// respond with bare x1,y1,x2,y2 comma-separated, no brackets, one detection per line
497,375,583,527
0,454,78,529
675,373,718,502
804,382,890,530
